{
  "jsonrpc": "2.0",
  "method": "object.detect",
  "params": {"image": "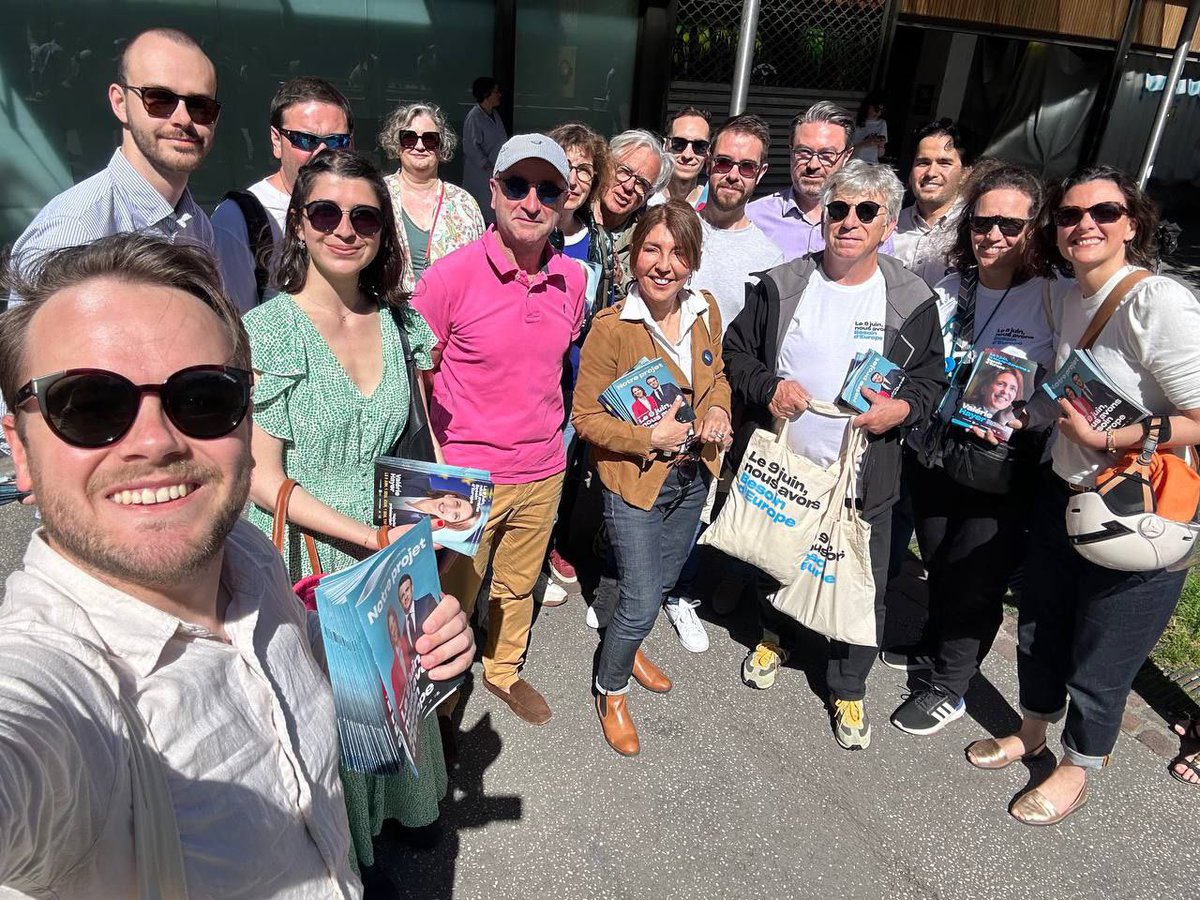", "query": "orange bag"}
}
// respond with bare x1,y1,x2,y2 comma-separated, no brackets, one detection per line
1094,441,1200,524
